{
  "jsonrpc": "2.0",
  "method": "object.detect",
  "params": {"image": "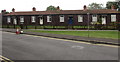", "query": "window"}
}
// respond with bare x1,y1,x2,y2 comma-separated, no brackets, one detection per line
47,16,52,22
14,18,17,24
59,15,64,22
7,17,11,23
31,16,36,22
111,15,116,22
78,15,83,22
92,15,97,22
20,16,24,22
